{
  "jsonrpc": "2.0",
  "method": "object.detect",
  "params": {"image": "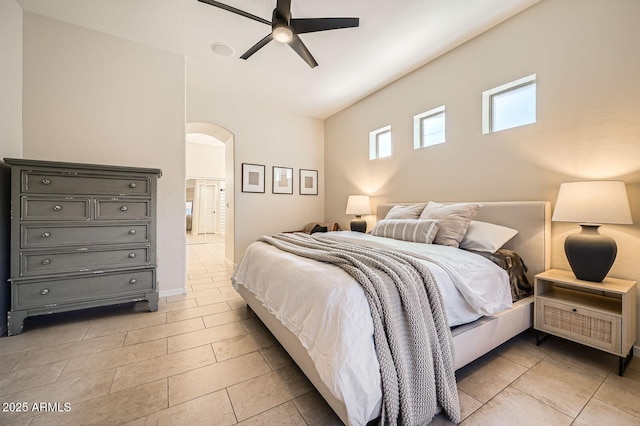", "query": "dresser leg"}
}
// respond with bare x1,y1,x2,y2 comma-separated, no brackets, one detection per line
535,331,549,346
7,310,27,336
619,347,634,376
147,292,159,312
